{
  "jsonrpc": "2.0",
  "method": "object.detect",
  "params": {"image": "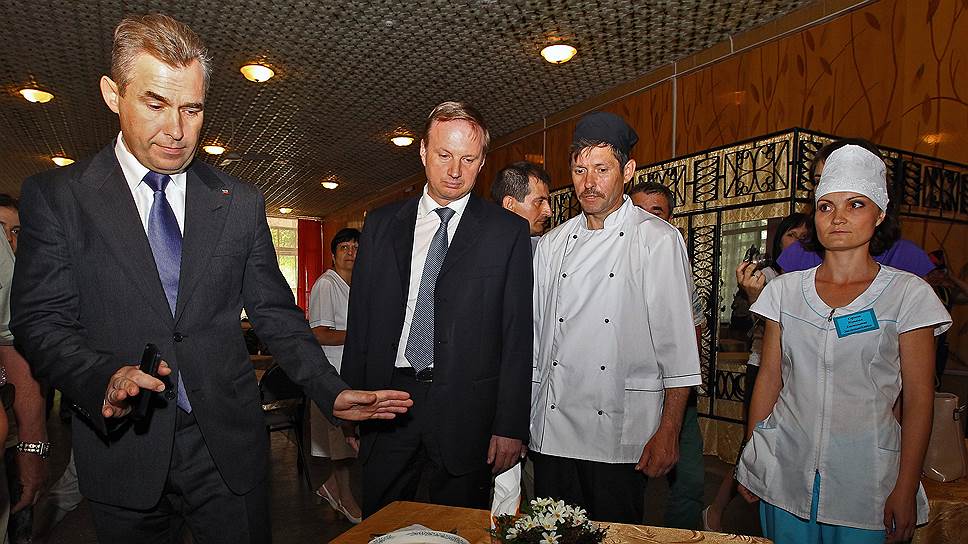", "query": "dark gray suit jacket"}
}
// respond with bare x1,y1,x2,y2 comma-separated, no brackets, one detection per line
10,143,347,509
341,193,533,476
